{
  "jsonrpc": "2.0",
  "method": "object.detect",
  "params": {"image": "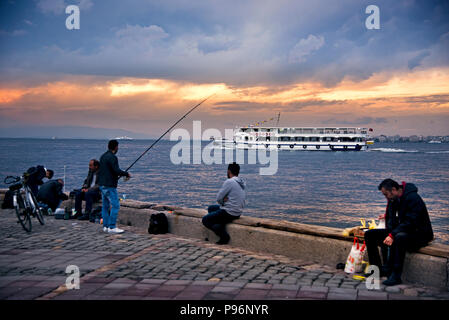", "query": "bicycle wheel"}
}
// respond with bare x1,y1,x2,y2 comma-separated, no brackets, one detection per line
28,189,45,225
15,193,32,232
